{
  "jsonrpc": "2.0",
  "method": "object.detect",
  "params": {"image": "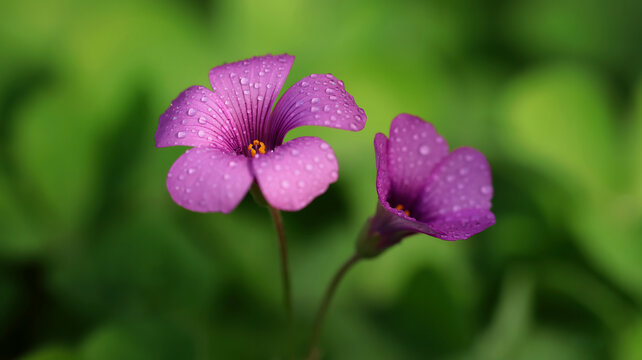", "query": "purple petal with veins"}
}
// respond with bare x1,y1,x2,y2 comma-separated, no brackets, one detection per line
269,73,366,147
166,147,253,213
252,137,338,211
